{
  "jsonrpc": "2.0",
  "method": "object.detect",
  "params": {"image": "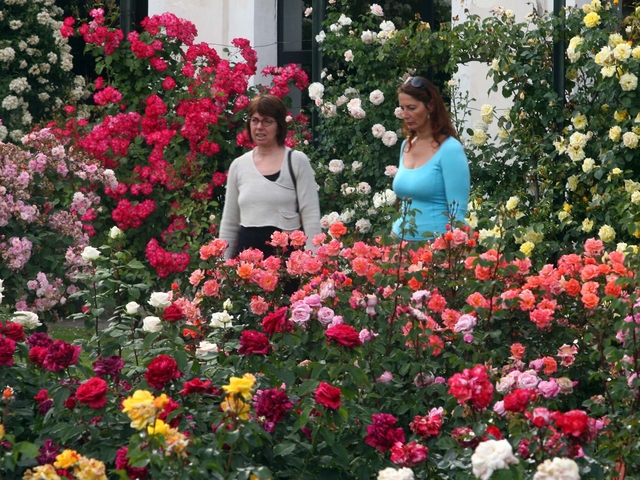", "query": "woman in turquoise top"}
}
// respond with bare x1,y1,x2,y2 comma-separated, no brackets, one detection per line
391,76,470,241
